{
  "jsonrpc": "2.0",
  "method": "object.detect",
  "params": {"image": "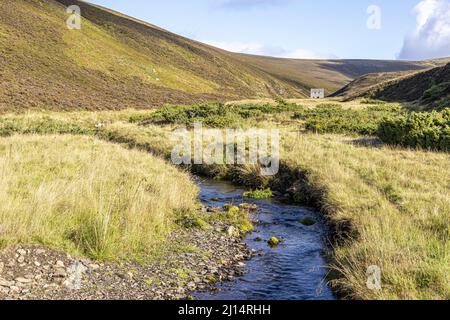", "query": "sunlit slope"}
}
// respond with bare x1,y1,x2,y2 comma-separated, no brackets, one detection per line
0,0,436,111
333,61,450,110
235,55,434,96
0,0,303,111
